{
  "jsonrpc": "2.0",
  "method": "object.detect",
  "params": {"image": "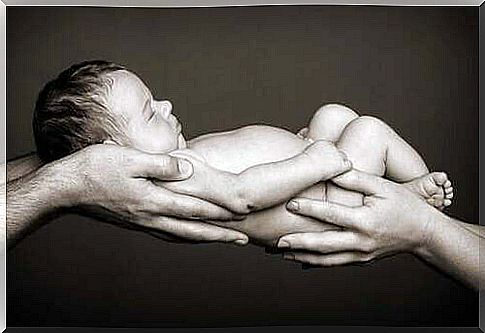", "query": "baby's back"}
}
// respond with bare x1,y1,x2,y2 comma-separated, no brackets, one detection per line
188,125,336,247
